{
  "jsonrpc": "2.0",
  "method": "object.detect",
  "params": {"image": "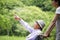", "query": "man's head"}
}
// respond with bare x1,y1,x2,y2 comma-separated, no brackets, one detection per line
52,0,60,8
34,20,45,30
